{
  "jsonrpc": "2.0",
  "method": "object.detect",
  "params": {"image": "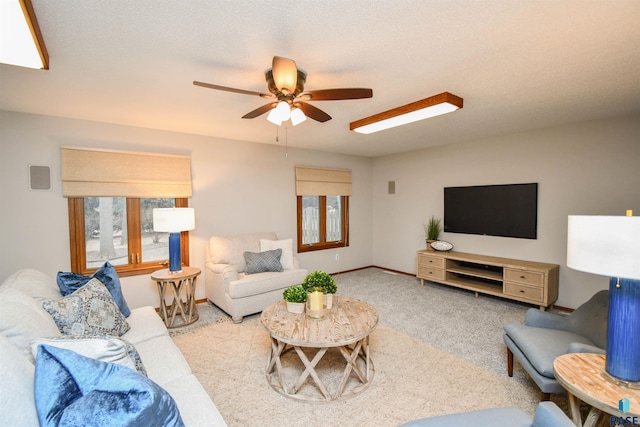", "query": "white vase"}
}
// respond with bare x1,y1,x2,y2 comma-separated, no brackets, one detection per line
286,301,305,314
